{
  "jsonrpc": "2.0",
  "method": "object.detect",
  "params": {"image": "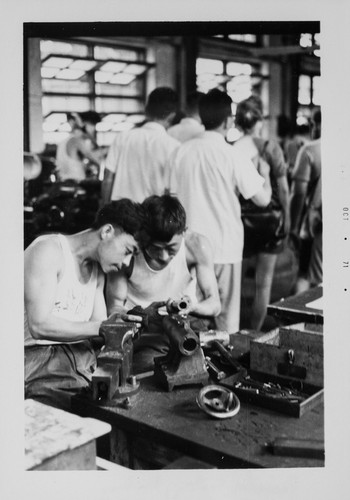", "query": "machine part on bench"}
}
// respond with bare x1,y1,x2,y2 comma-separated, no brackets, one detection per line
166,295,192,316
196,385,240,419
205,356,226,381
199,330,230,347
91,320,141,406
154,315,209,391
